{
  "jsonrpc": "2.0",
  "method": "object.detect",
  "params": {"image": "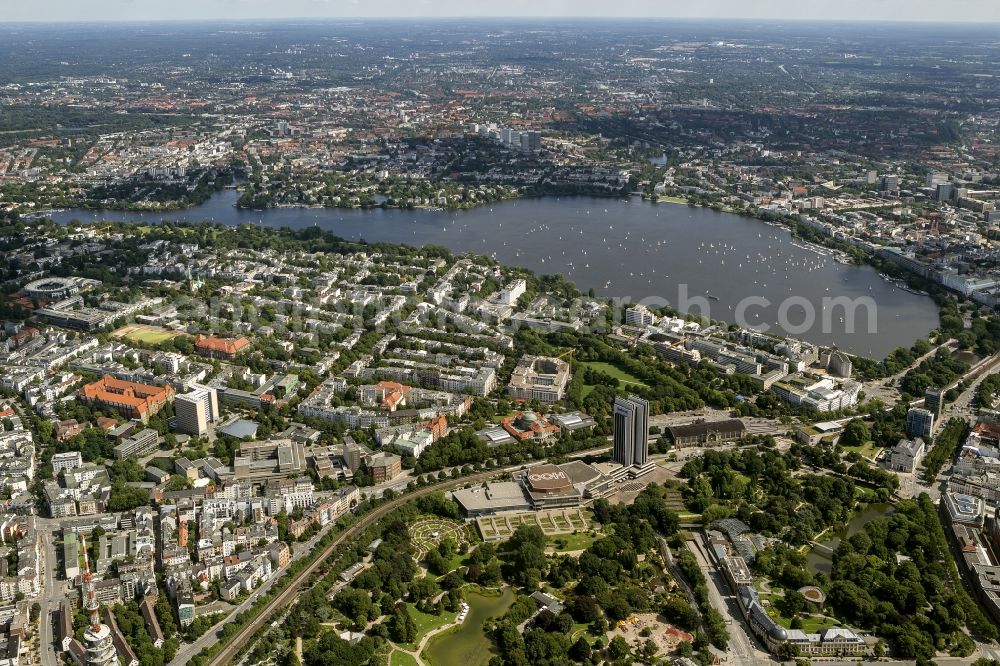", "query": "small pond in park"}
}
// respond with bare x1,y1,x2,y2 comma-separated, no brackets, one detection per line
805,503,895,576
423,587,516,666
